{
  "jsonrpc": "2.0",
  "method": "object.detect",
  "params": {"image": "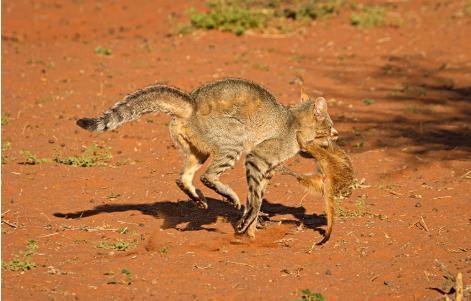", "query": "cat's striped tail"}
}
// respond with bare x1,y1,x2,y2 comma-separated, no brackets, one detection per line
77,85,193,132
